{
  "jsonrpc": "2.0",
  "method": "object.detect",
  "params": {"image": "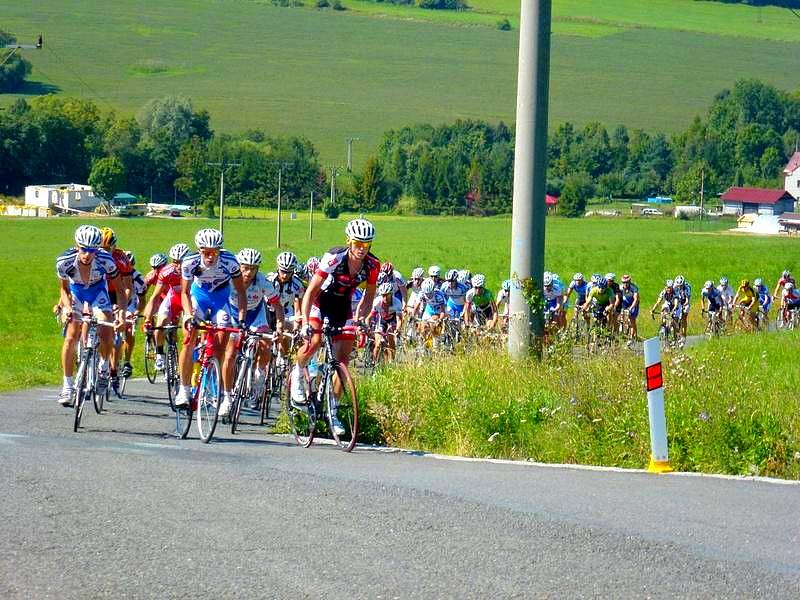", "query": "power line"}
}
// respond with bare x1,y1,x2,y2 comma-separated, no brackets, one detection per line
45,45,112,108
